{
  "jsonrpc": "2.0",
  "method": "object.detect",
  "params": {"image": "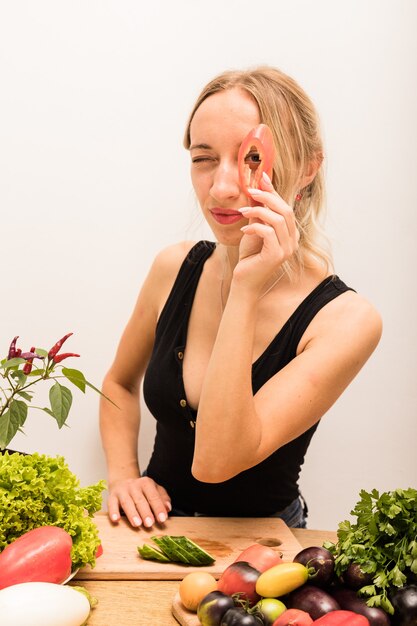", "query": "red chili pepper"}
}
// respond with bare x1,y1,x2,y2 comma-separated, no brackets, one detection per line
238,123,276,206
22,347,36,375
7,336,19,360
48,332,73,359
52,352,80,364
